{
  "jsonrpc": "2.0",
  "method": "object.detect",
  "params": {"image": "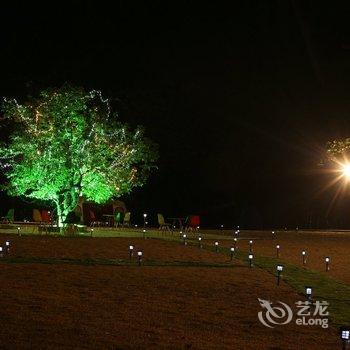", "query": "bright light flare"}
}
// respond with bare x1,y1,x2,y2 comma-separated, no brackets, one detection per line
342,164,350,178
